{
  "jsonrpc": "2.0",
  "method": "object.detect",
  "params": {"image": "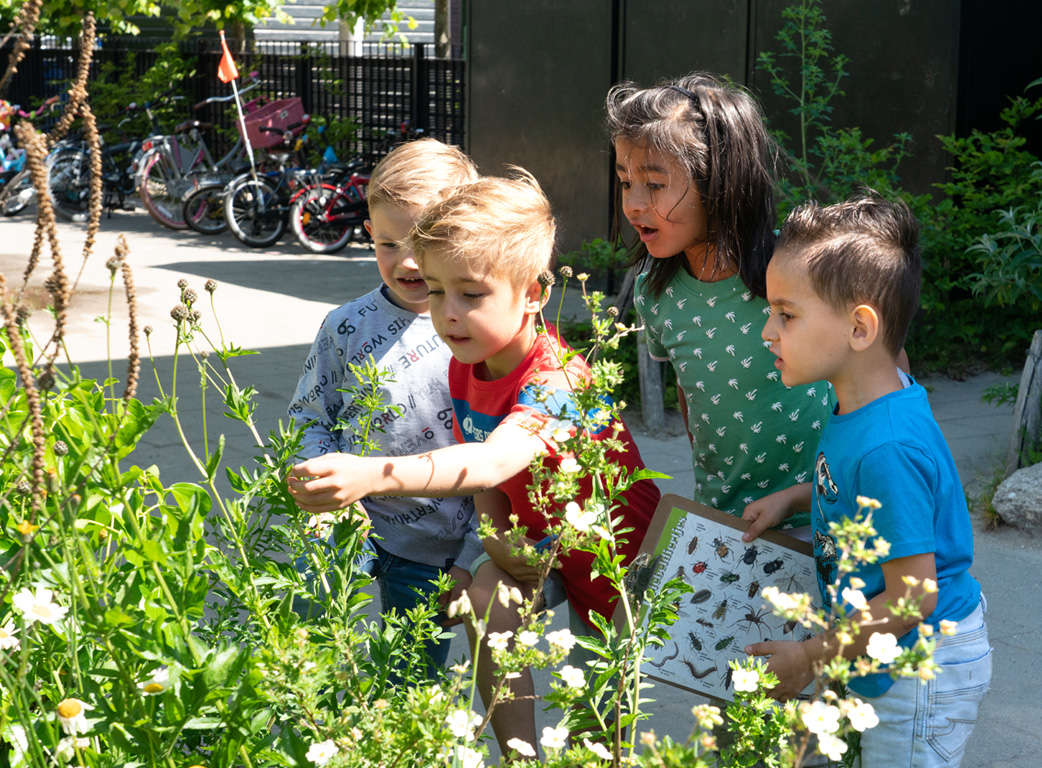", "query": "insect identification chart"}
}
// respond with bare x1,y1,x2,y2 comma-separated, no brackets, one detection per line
617,494,819,702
